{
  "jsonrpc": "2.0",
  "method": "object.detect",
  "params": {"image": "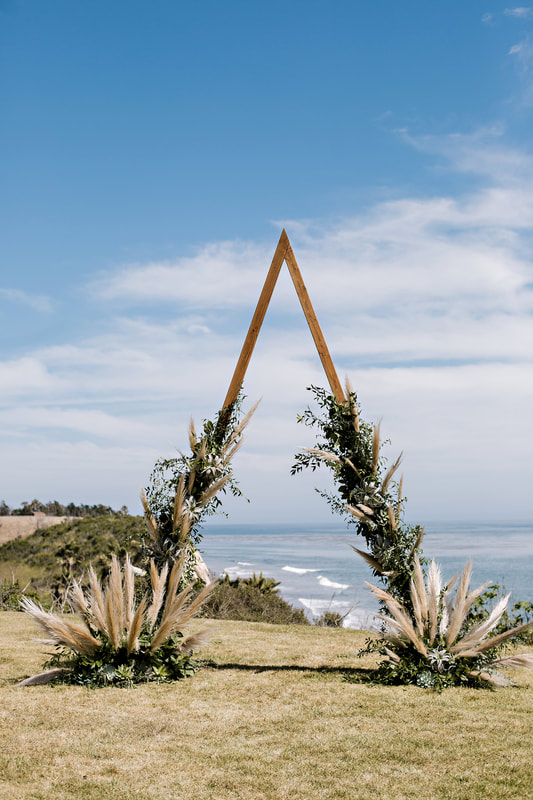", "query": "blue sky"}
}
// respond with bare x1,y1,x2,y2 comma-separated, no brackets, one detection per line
1,1,533,523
